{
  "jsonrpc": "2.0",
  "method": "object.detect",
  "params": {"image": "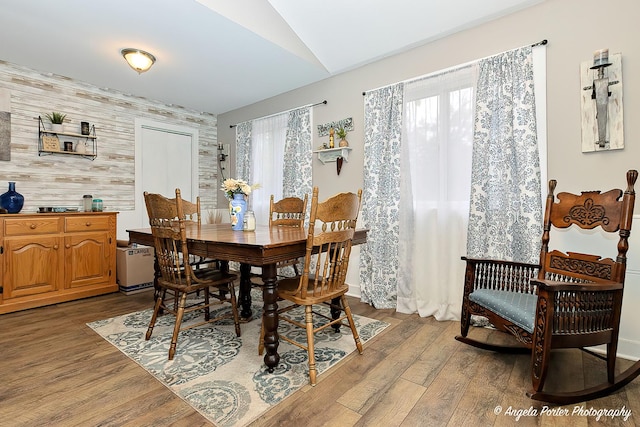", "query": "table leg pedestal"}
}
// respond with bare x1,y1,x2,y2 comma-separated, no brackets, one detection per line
261,263,280,372
238,263,253,320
